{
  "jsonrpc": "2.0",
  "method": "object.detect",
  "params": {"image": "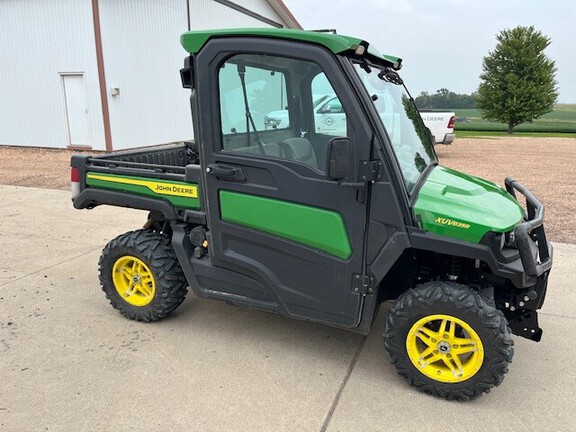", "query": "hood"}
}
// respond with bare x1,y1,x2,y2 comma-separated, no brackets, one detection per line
413,166,525,243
